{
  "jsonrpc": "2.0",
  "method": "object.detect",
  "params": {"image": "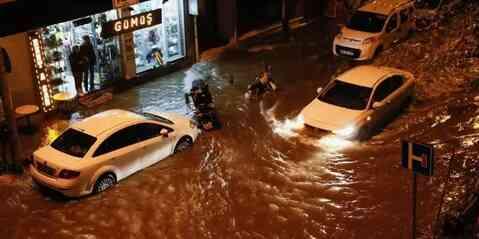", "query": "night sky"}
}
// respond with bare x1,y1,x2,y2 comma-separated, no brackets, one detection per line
0,0,121,37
